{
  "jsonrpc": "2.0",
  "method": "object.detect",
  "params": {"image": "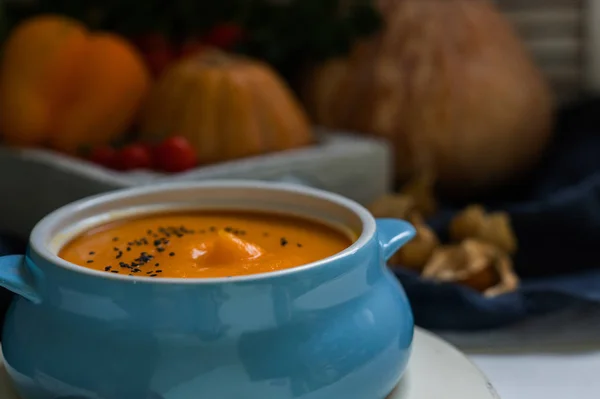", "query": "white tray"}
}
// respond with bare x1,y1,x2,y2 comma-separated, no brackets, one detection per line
0,131,392,238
